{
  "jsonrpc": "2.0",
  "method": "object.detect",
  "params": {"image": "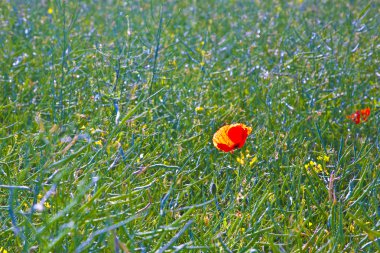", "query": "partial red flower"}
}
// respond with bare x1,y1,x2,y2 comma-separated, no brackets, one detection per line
346,107,370,124
347,111,360,124
213,123,252,152
360,108,370,121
